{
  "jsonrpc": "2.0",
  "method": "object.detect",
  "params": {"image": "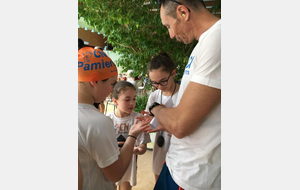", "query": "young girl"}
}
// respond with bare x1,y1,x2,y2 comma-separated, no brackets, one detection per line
78,47,150,190
144,52,180,182
107,81,151,190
